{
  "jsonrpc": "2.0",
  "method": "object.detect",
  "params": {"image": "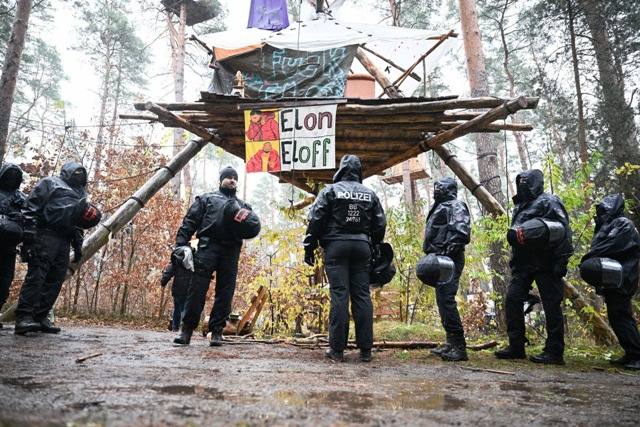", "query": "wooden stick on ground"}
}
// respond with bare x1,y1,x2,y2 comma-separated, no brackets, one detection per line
76,353,103,363
458,366,516,375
